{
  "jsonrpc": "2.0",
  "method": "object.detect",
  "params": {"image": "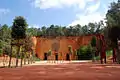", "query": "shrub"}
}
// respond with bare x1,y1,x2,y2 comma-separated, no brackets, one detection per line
34,56,40,61
91,36,96,47
77,45,92,60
